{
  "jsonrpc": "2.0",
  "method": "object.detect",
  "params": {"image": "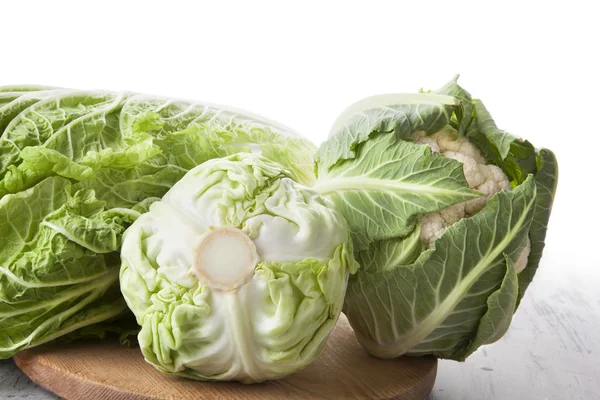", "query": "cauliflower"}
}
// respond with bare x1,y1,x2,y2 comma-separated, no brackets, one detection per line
412,128,530,272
